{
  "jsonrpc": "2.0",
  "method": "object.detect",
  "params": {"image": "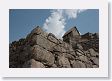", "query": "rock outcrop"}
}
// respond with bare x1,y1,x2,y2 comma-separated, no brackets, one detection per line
9,26,99,68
